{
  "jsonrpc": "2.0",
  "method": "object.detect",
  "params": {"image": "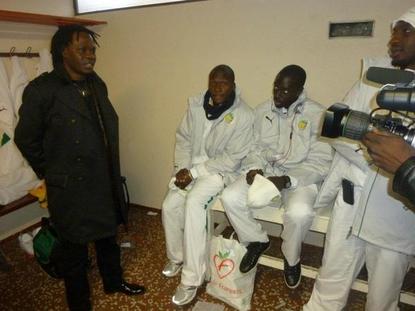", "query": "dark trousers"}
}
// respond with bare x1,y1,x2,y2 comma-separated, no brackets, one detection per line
56,236,123,311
